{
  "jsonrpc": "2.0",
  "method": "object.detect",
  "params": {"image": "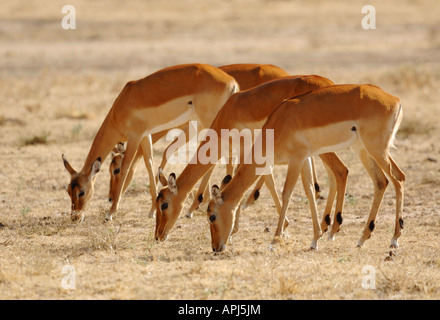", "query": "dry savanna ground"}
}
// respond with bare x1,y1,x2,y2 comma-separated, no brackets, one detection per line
0,0,439,300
